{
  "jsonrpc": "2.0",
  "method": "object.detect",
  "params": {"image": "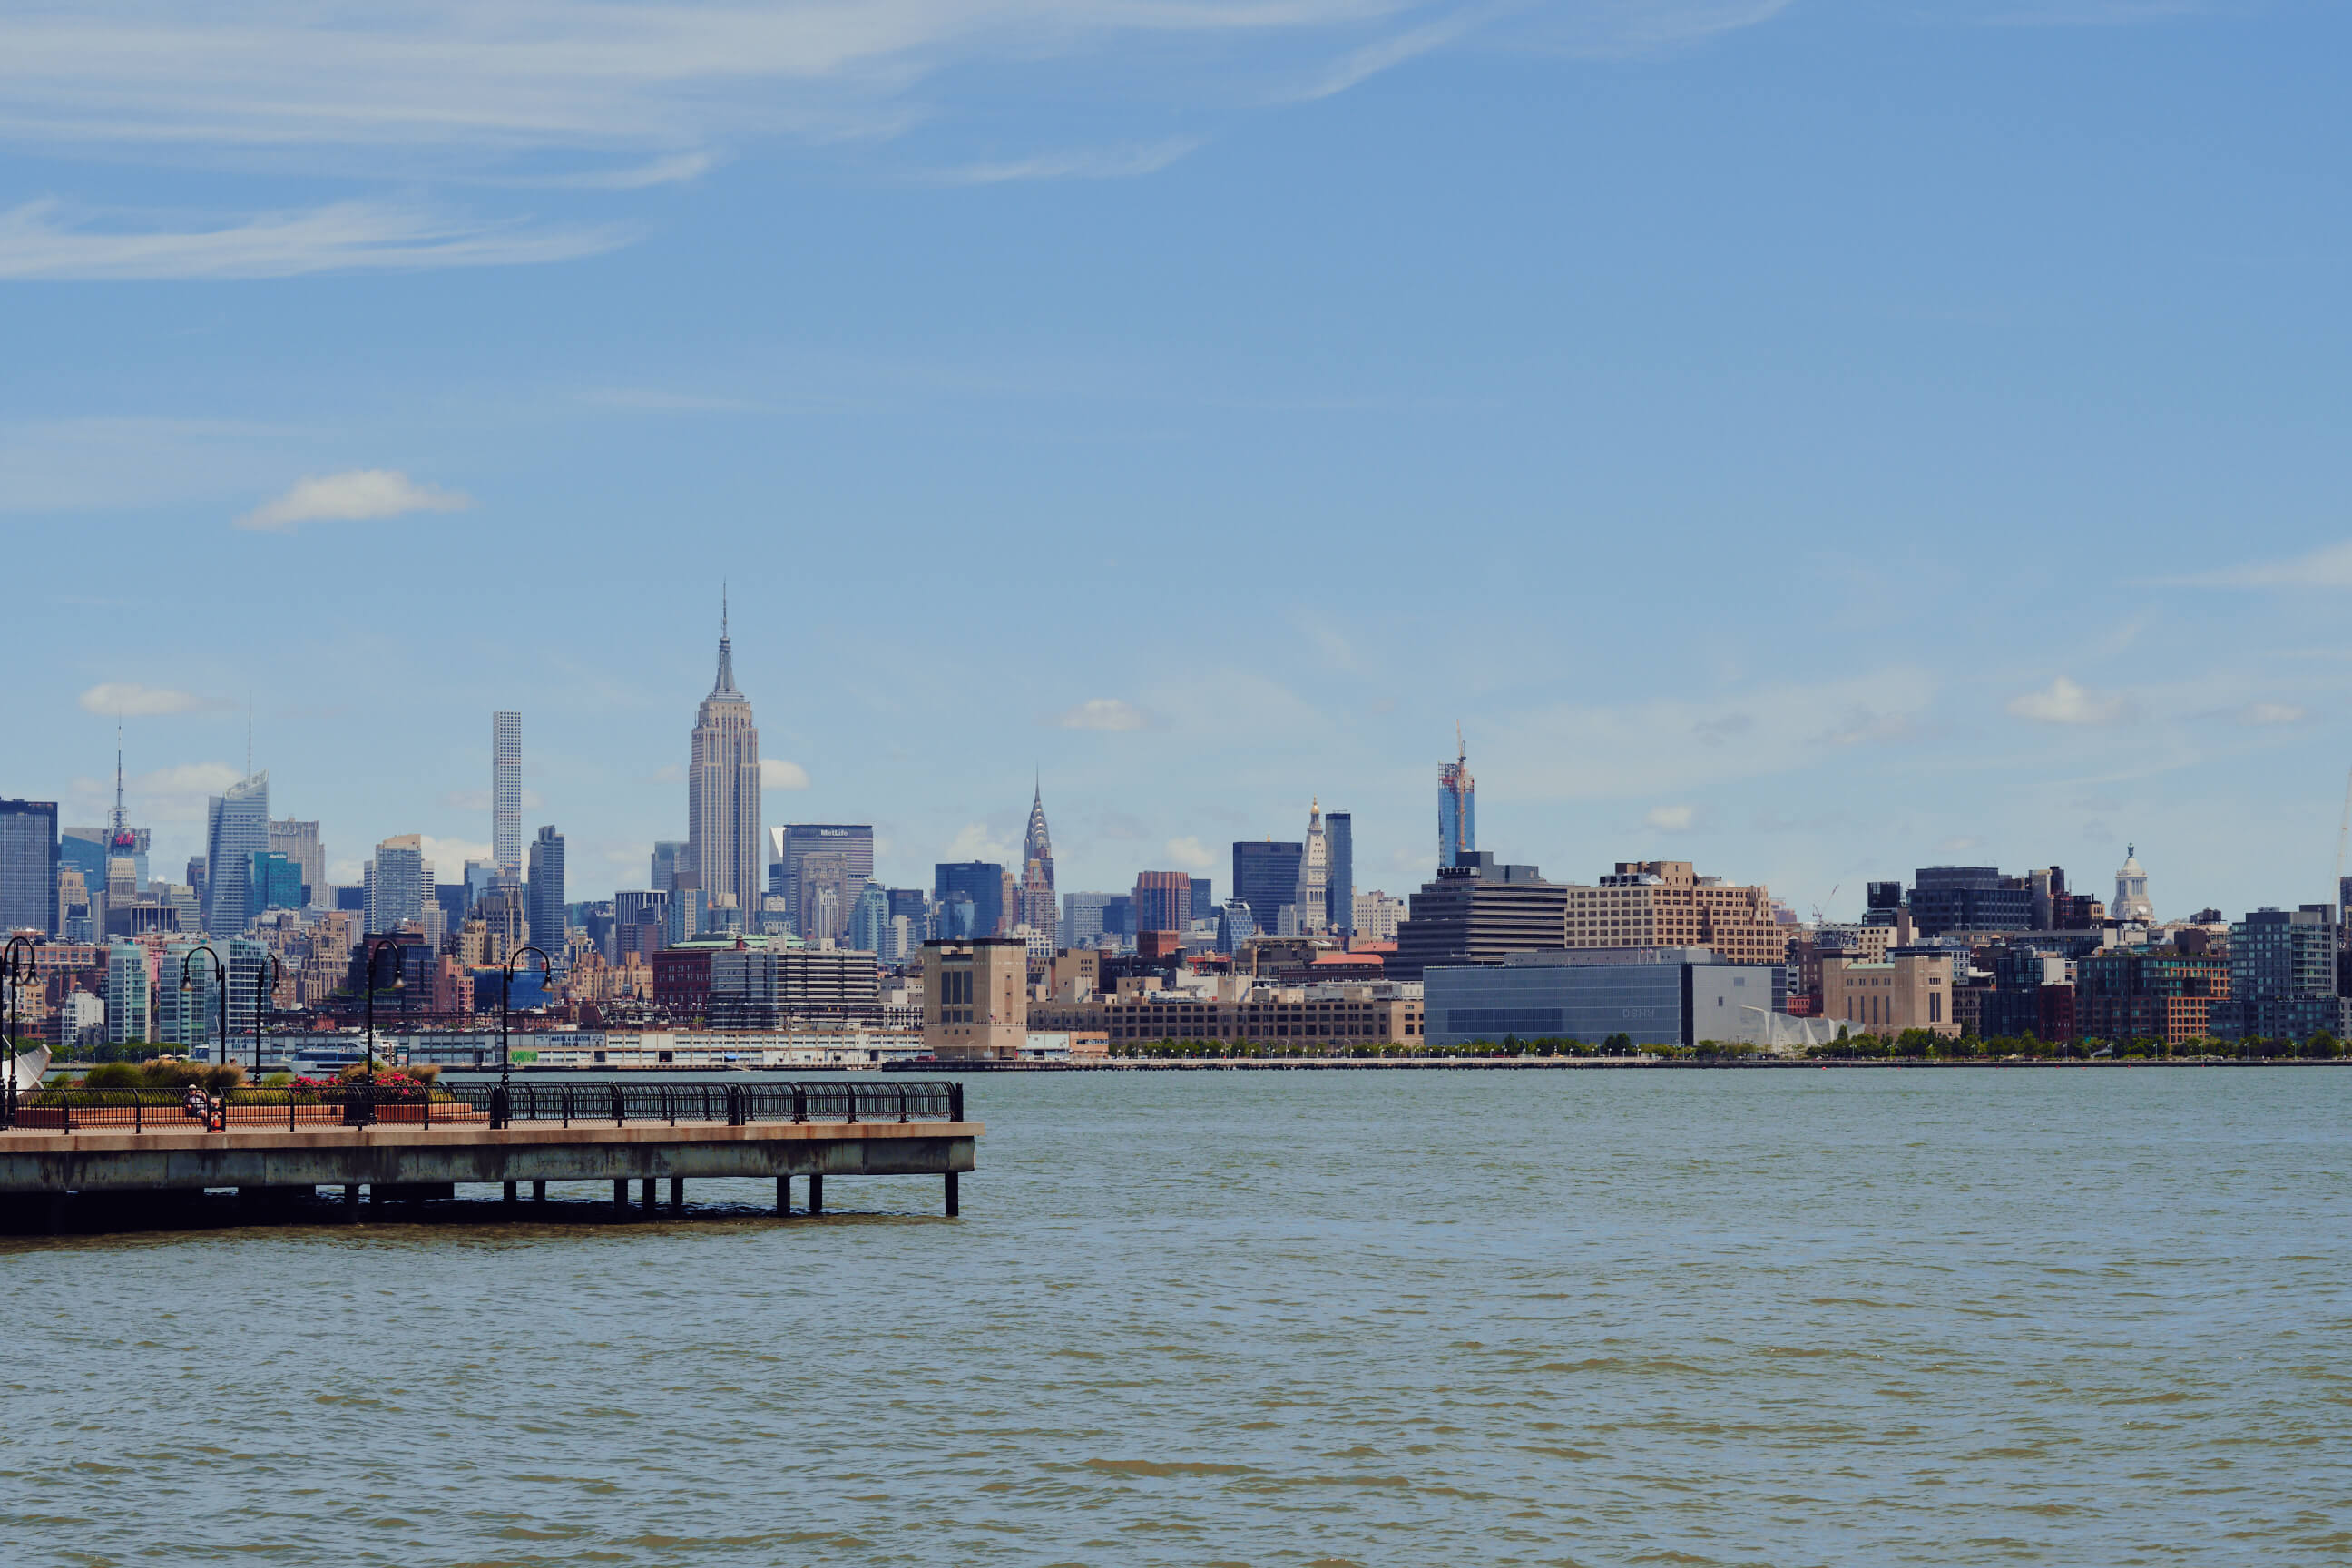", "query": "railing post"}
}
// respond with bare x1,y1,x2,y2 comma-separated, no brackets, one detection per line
792,1086,806,1123
950,1083,965,1122
611,1083,623,1126
898,1084,908,1123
